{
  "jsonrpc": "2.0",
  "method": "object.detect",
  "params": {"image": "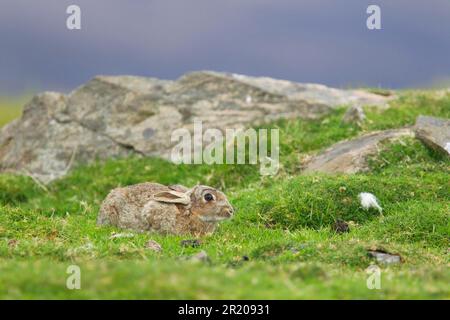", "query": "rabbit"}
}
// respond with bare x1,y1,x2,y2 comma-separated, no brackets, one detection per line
97,182,234,236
